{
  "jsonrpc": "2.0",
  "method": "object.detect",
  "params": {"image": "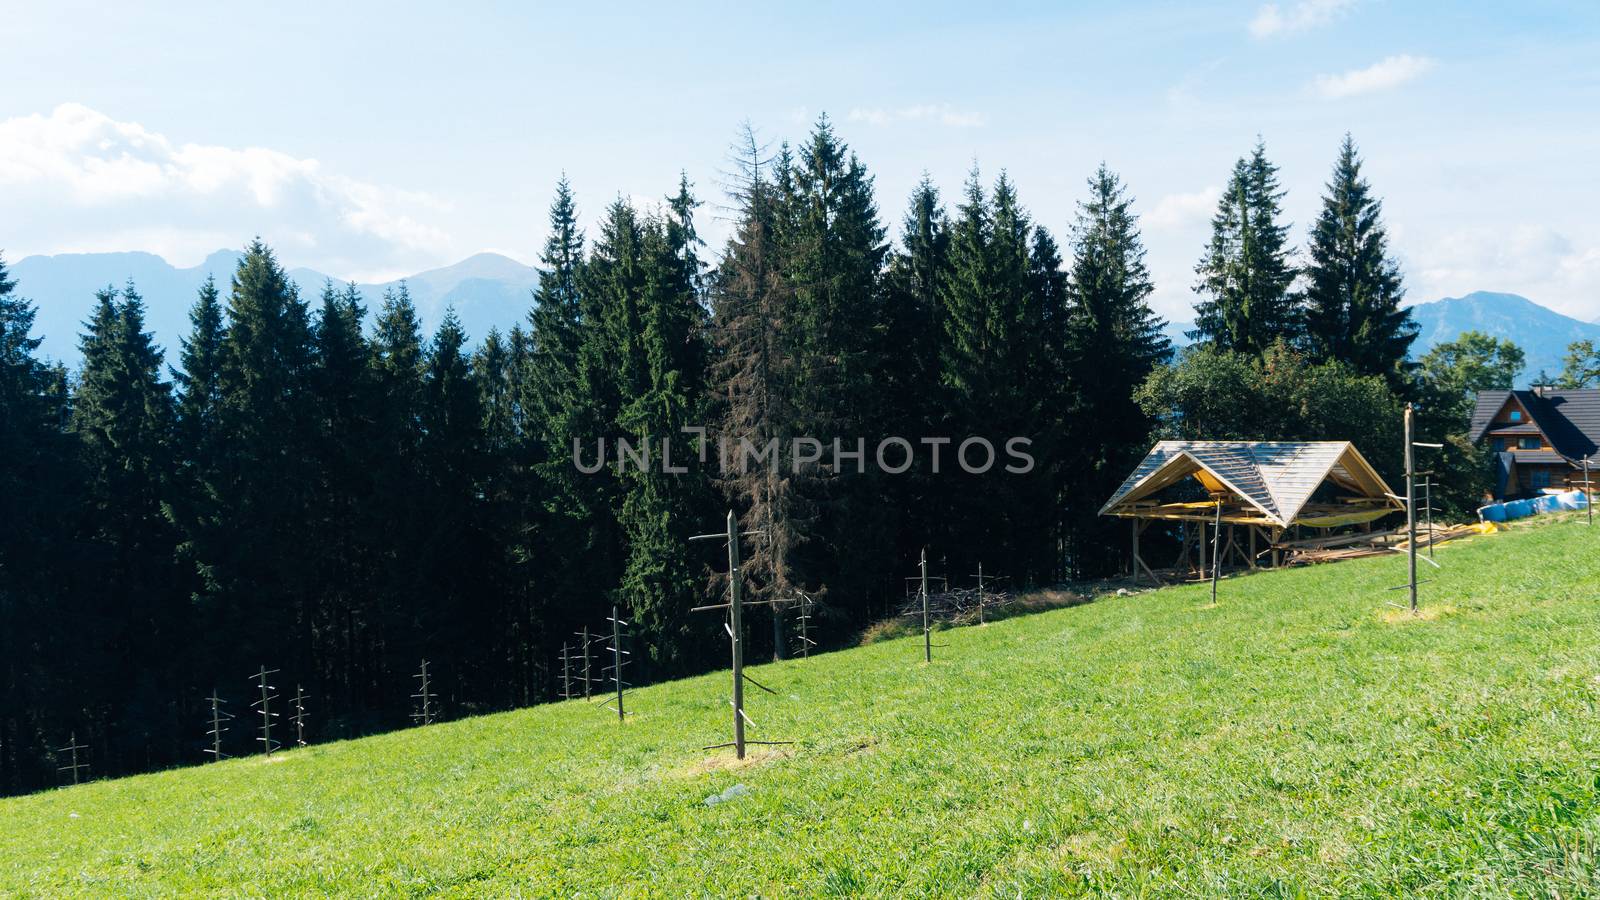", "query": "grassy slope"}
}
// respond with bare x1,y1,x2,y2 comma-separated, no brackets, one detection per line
5,520,1600,897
